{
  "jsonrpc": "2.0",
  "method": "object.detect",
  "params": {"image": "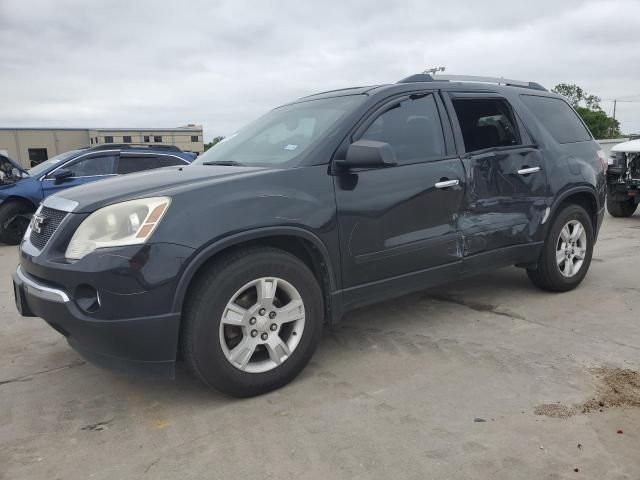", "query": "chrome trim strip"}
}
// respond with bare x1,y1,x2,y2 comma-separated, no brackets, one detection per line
16,265,70,303
42,196,79,213
38,149,121,181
